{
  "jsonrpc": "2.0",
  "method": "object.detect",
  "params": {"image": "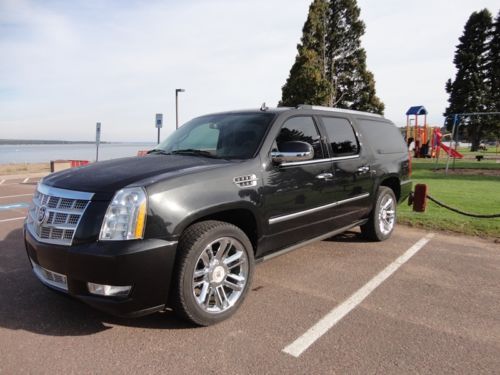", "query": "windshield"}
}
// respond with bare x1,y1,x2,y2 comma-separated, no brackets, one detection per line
153,112,276,159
